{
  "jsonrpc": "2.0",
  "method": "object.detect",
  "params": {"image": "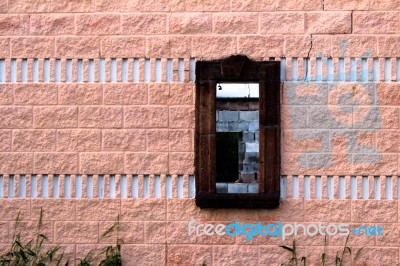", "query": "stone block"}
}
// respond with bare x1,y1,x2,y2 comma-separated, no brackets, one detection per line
218,111,239,122
248,121,259,131
242,132,254,142
216,183,228,193
228,183,248,193
239,110,259,121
